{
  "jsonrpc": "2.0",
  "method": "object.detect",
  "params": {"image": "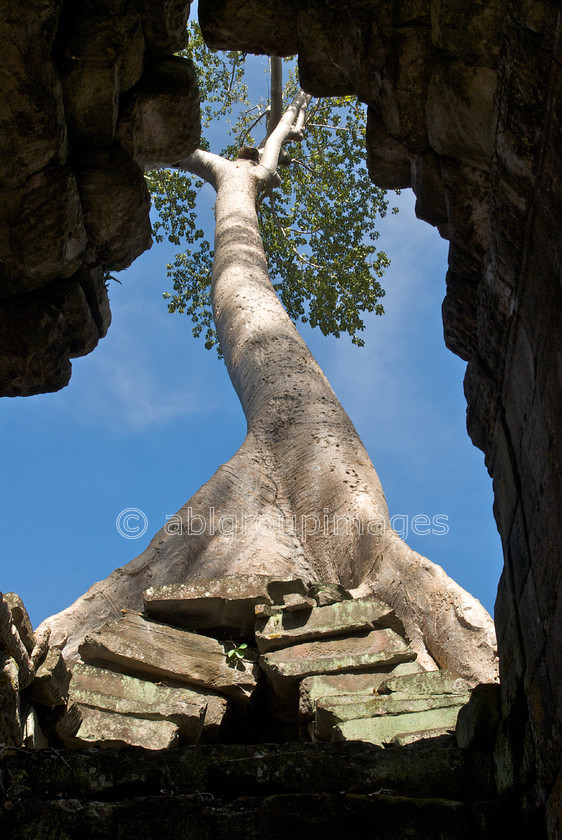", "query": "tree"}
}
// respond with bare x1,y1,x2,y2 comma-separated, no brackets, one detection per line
147,24,394,355
41,26,497,684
